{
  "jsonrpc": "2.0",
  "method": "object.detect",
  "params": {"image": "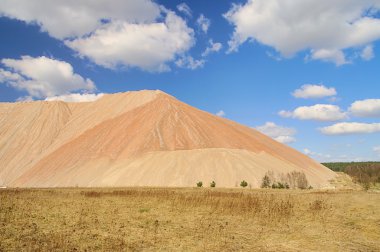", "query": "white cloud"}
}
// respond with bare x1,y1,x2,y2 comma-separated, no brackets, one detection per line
256,122,296,144
350,99,380,118
278,110,293,118
303,148,312,155
279,104,347,121
0,56,95,98
224,0,380,64
66,12,194,72
303,148,370,162
309,49,349,66
0,0,160,39
177,3,192,17
0,68,23,82
15,96,33,102
0,1,196,72
303,148,332,161
196,14,210,33
361,45,374,60
175,56,205,70
202,40,223,57
216,110,226,117
45,93,104,102
374,146,380,156
273,136,296,144
320,122,380,135
292,84,337,99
